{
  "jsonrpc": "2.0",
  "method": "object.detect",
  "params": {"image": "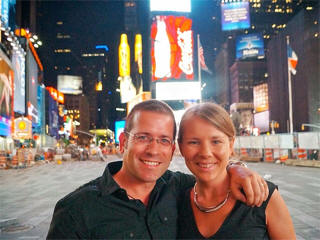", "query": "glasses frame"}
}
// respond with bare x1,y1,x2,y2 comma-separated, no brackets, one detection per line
125,131,174,147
